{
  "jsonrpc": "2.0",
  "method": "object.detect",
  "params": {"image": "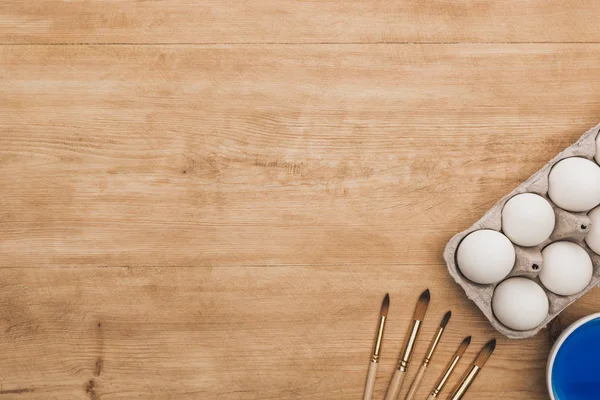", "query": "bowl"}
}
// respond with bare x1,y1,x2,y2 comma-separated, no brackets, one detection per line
547,313,600,400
